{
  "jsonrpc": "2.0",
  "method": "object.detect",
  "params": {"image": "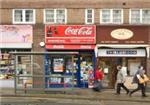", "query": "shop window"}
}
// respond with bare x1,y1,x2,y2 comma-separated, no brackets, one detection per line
44,9,67,24
0,49,31,81
47,55,76,88
100,9,123,24
13,9,35,24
